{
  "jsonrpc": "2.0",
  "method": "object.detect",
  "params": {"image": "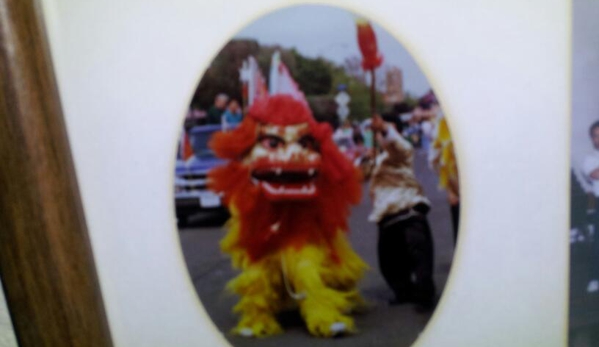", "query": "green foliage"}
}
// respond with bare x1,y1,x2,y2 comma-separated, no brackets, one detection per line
191,39,388,123
192,40,260,110
255,46,297,80
402,92,419,109
307,95,336,125
292,51,332,95
191,41,305,110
